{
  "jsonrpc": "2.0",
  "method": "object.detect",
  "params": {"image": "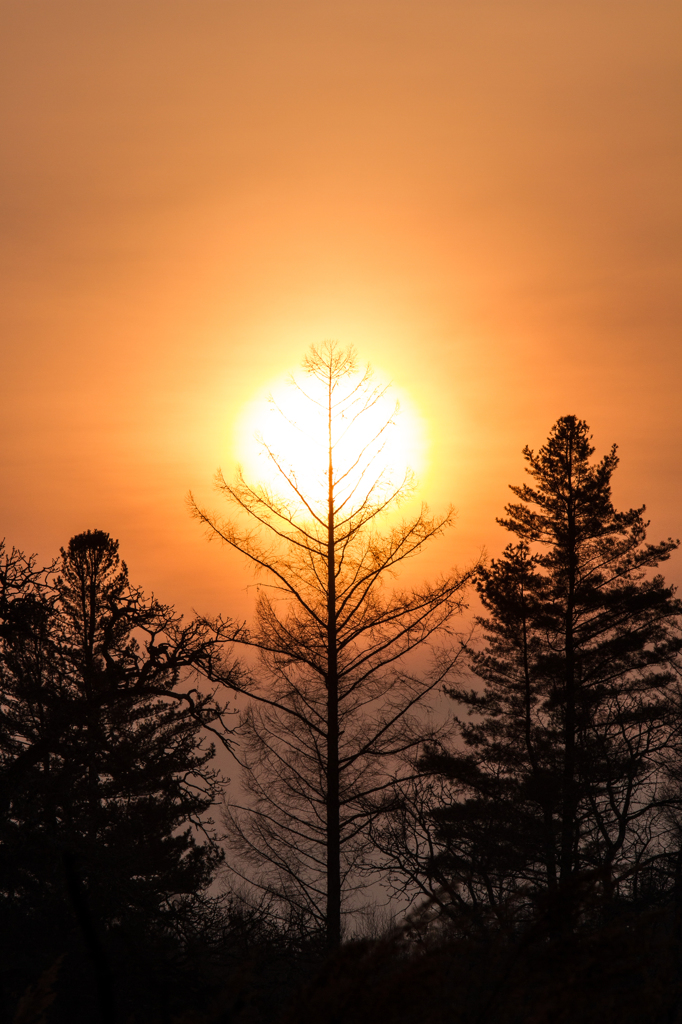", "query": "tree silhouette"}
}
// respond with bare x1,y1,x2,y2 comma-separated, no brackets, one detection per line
189,342,477,948
380,416,682,933
0,530,240,1008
